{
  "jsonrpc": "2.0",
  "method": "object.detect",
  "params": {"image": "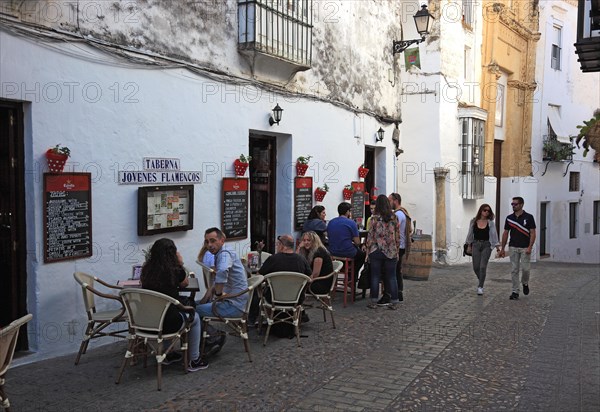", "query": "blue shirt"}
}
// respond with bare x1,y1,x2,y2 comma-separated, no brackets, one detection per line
327,216,359,257
214,248,249,312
